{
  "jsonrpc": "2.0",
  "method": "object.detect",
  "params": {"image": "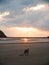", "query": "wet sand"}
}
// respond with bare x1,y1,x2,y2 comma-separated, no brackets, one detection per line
0,42,49,65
